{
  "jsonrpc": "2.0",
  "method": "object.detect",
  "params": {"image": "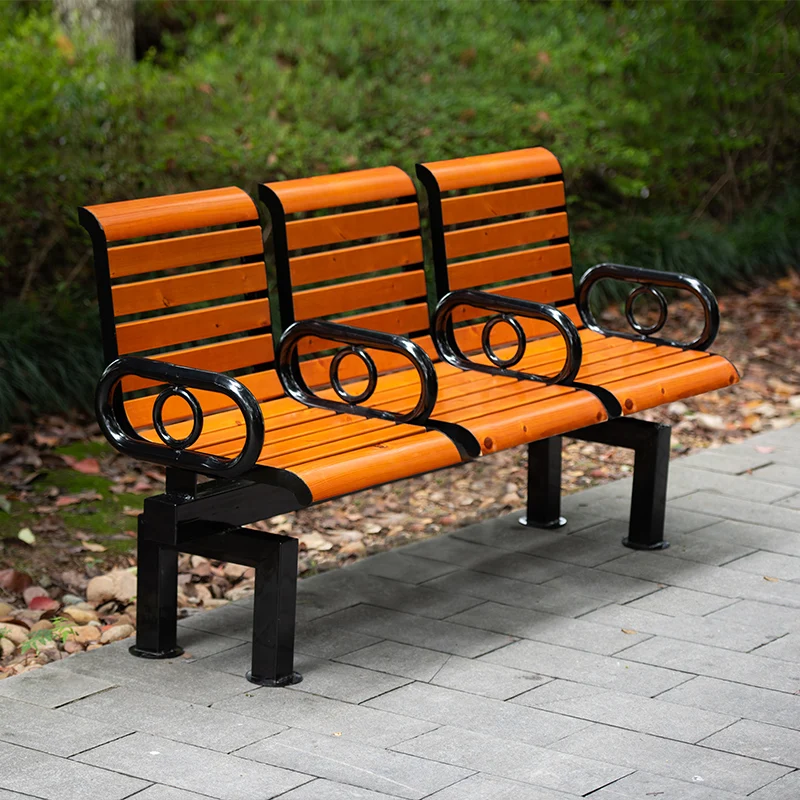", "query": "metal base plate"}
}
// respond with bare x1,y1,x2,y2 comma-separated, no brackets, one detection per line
246,670,303,688
518,515,567,530
129,645,184,660
622,537,670,551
